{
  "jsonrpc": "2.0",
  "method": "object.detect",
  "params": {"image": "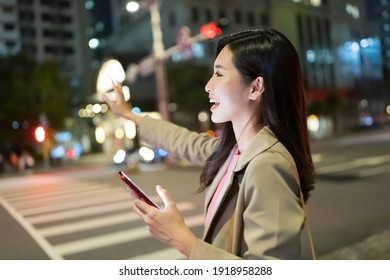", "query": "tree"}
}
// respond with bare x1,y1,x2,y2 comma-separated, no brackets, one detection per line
0,53,70,151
